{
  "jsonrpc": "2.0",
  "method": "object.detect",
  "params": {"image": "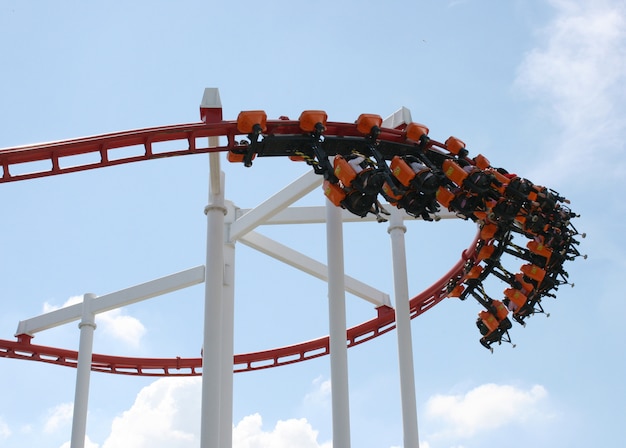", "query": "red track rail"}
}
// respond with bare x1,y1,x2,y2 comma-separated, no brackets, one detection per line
0,237,476,376
0,115,476,375
0,119,426,184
